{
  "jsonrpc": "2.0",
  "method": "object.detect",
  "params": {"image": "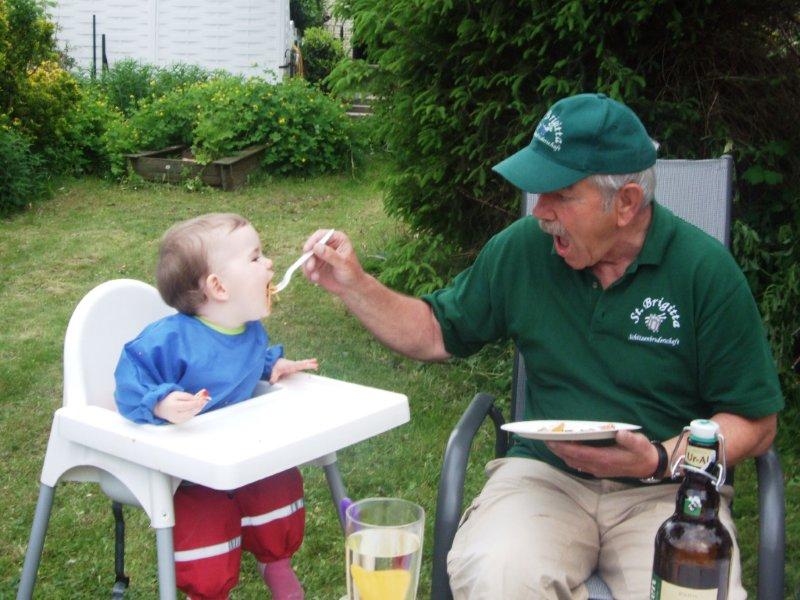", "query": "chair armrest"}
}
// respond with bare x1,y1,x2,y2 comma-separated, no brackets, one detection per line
756,445,785,600
432,392,504,600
